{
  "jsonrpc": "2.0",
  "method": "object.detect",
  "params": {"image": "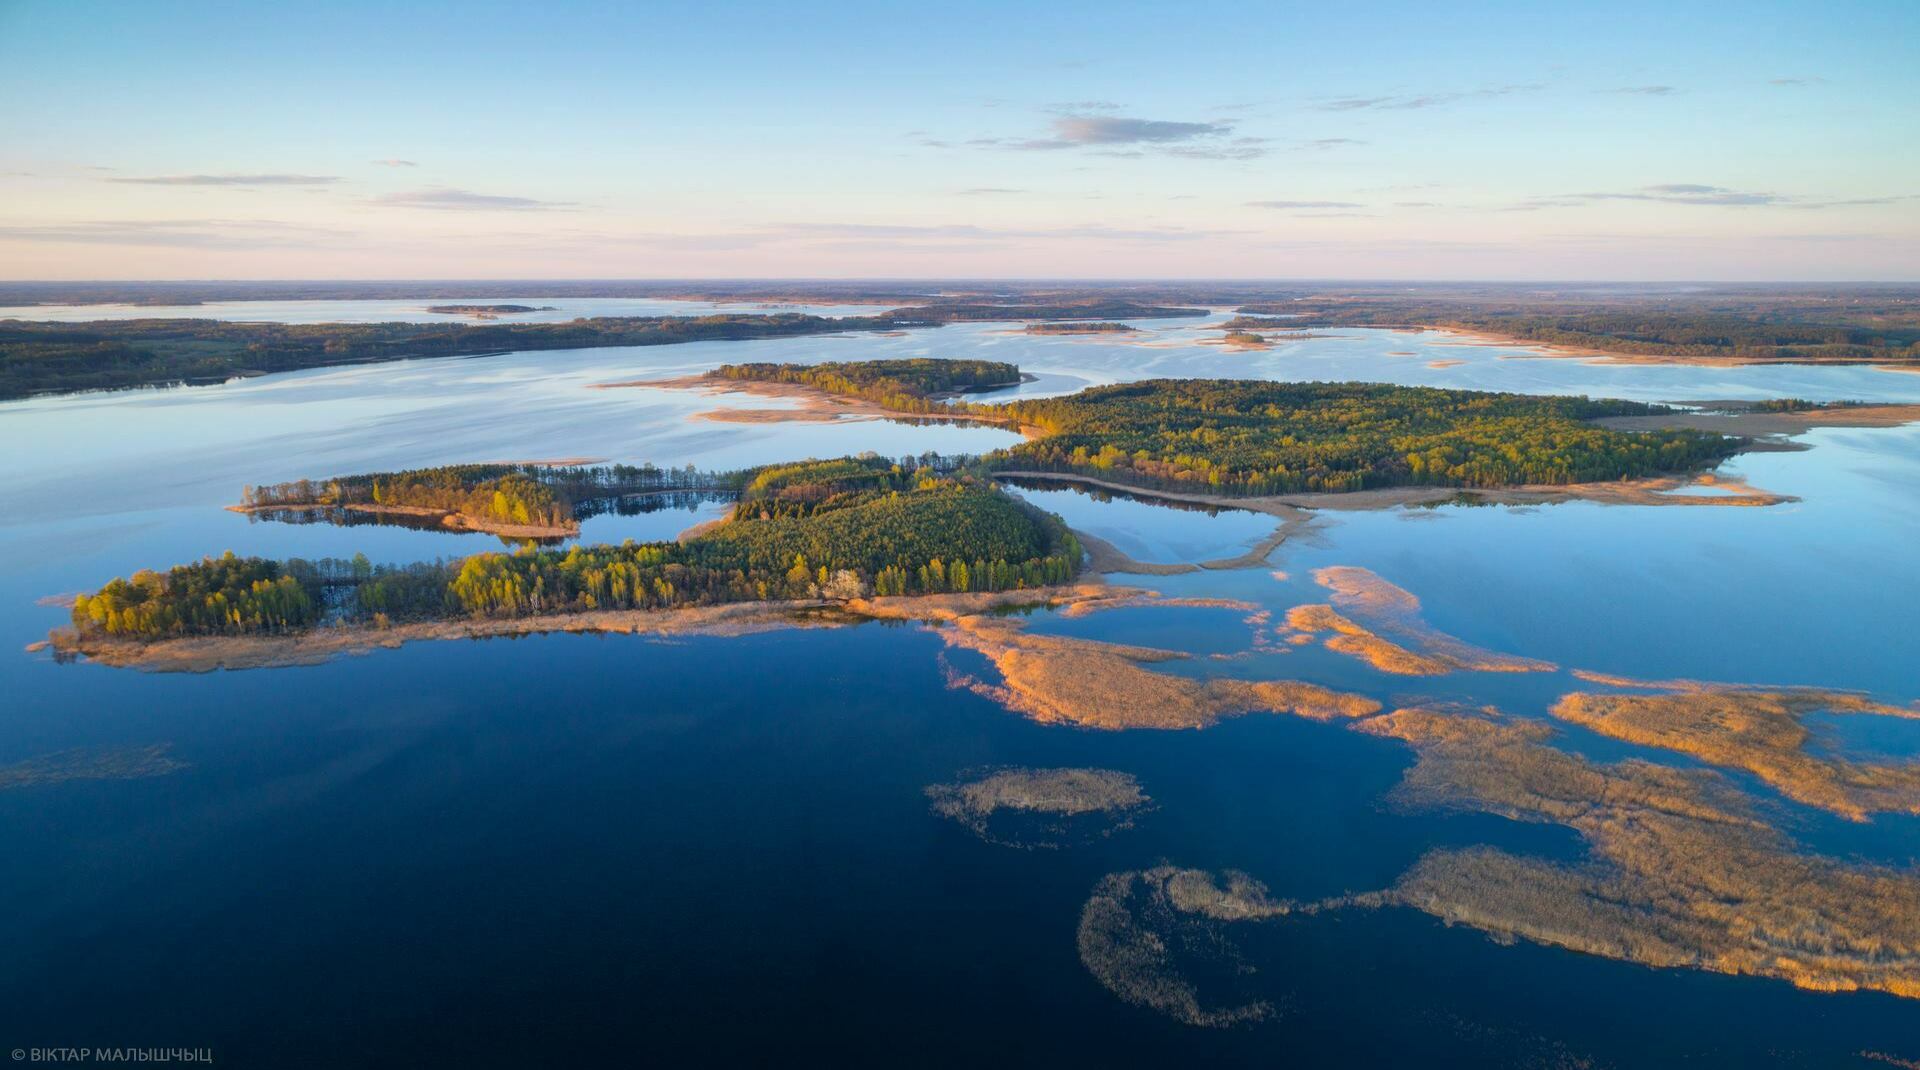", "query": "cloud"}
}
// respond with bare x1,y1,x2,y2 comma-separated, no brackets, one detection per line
1296,138,1365,150
1247,199,1364,210
0,218,349,249
1609,85,1678,95
1318,83,1542,111
970,113,1250,156
1514,184,1786,209
1027,115,1231,148
1394,201,1443,208
1047,100,1121,113
1768,76,1824,87
107,173,341,186
373,158,418,167
369,187,572,211
763,221,1226,243
1786,193,1919,210
956,187,1023,195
